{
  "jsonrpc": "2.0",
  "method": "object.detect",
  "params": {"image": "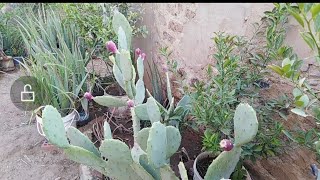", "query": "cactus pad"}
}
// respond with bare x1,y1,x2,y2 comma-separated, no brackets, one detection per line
146,97,161,123
165,126,181,159
119,50,133,81
93,95,127,107
178,162,188,180
42,105,69,148
117,27,128,51
103,121,112,140
147,122,167,168
234,103,258,146
112,64,125,90
160,165,179,180
112,11,132,50
67,127,100,157
135,79,145,105
135,104,150,120
64,145,107,174
137,127,150,151
204,147,242,180
137,56,144,79
100,139,132,164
